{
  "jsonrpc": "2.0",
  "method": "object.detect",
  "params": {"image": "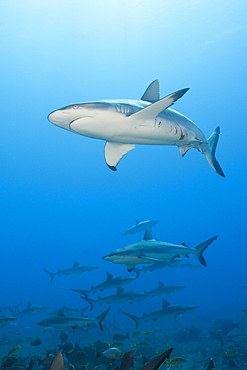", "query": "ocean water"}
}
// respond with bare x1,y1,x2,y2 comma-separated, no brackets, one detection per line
1,1,247,368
